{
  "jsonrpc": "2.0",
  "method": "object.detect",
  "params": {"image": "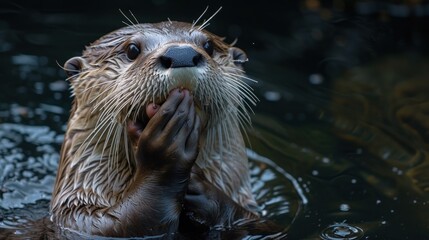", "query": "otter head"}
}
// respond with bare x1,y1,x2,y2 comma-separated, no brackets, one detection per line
56,21,257,210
